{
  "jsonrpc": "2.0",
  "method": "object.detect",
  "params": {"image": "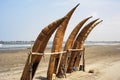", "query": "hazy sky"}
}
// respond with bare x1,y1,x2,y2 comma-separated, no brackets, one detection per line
0,0,120,41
